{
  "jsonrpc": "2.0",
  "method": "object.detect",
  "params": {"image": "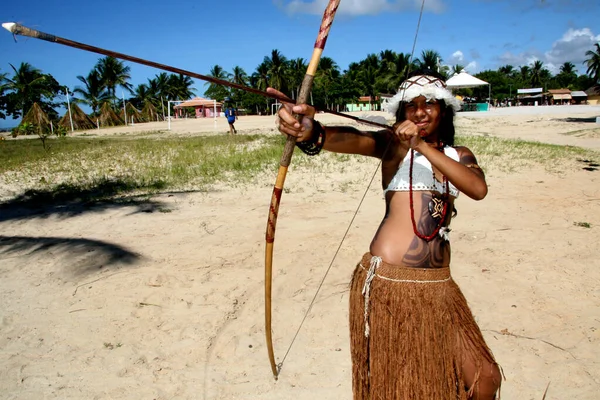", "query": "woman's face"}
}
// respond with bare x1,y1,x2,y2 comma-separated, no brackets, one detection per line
404,95,443,137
